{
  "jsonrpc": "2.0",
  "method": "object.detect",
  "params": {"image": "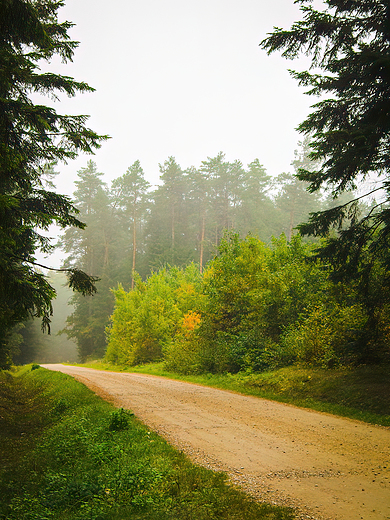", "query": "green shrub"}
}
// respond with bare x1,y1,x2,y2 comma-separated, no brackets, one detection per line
108,407,133,431
106,265,203,367
281,303,366,367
